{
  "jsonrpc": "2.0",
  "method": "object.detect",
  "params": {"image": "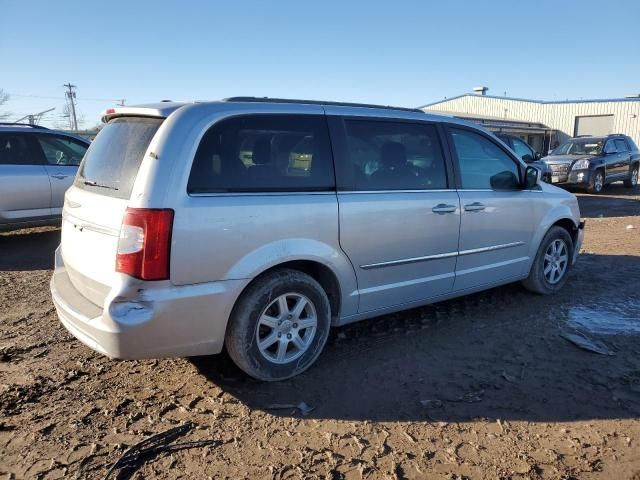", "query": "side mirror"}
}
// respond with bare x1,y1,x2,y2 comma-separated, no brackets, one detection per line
522,153,533,163
524,165,540,189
